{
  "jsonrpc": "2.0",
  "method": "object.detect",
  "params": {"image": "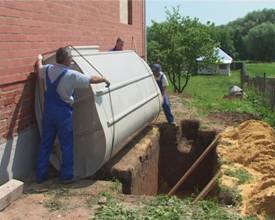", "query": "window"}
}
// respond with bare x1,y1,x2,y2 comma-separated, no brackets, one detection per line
219,64,227,70
120,0,132,25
